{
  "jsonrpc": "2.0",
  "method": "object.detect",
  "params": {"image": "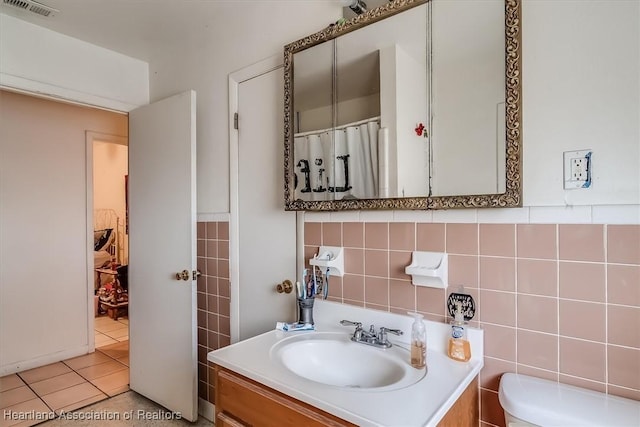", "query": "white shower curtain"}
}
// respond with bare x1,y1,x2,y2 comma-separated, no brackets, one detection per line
294,118,380,201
